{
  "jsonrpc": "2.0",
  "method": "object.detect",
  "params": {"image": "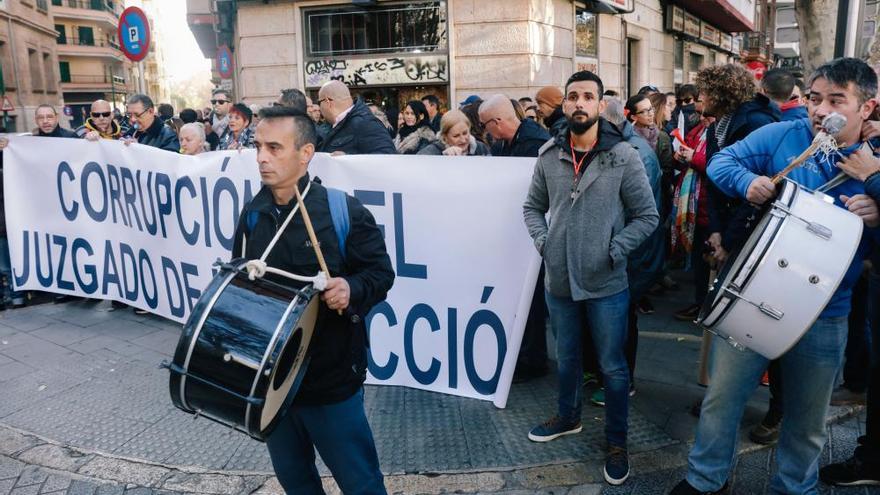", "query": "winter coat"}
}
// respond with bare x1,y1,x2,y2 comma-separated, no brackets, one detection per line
125,117,180,152
417,135,491,156
36,126,78,138
75,118,122,139
523,119,659,300
219,125,255,150
318,100,396,155
492,118,551,158
394,125,436,154
232,174,394,405
543,106,567,138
